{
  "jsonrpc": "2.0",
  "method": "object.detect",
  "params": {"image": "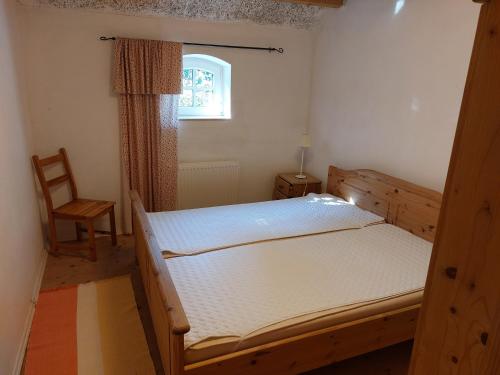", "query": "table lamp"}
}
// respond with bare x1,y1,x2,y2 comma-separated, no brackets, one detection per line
296,134,311,179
